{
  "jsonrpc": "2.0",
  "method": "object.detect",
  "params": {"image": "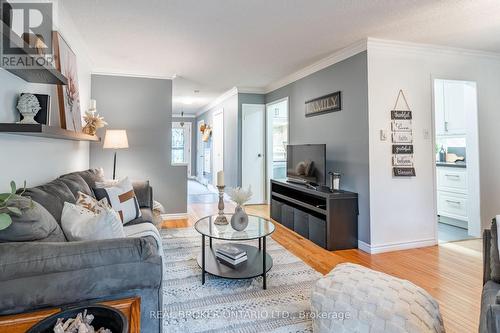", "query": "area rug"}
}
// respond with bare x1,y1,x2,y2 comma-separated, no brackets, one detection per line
160,227,322,333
